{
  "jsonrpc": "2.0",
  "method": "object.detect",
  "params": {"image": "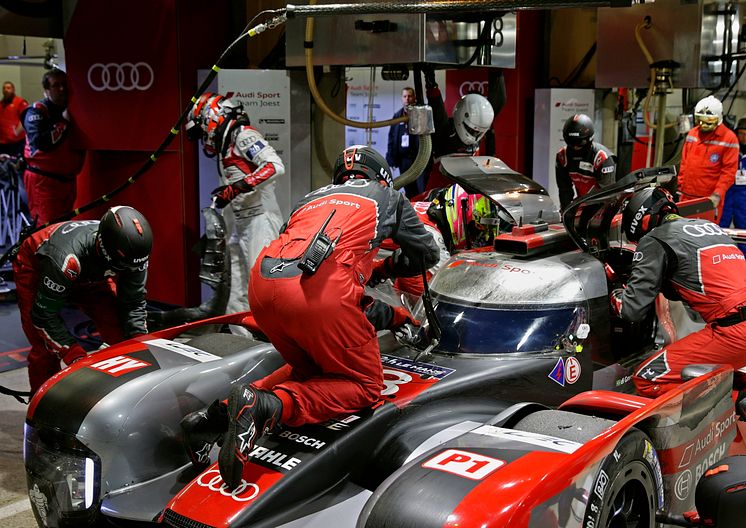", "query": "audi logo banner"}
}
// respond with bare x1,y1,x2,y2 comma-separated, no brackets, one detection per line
65,0,179,150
